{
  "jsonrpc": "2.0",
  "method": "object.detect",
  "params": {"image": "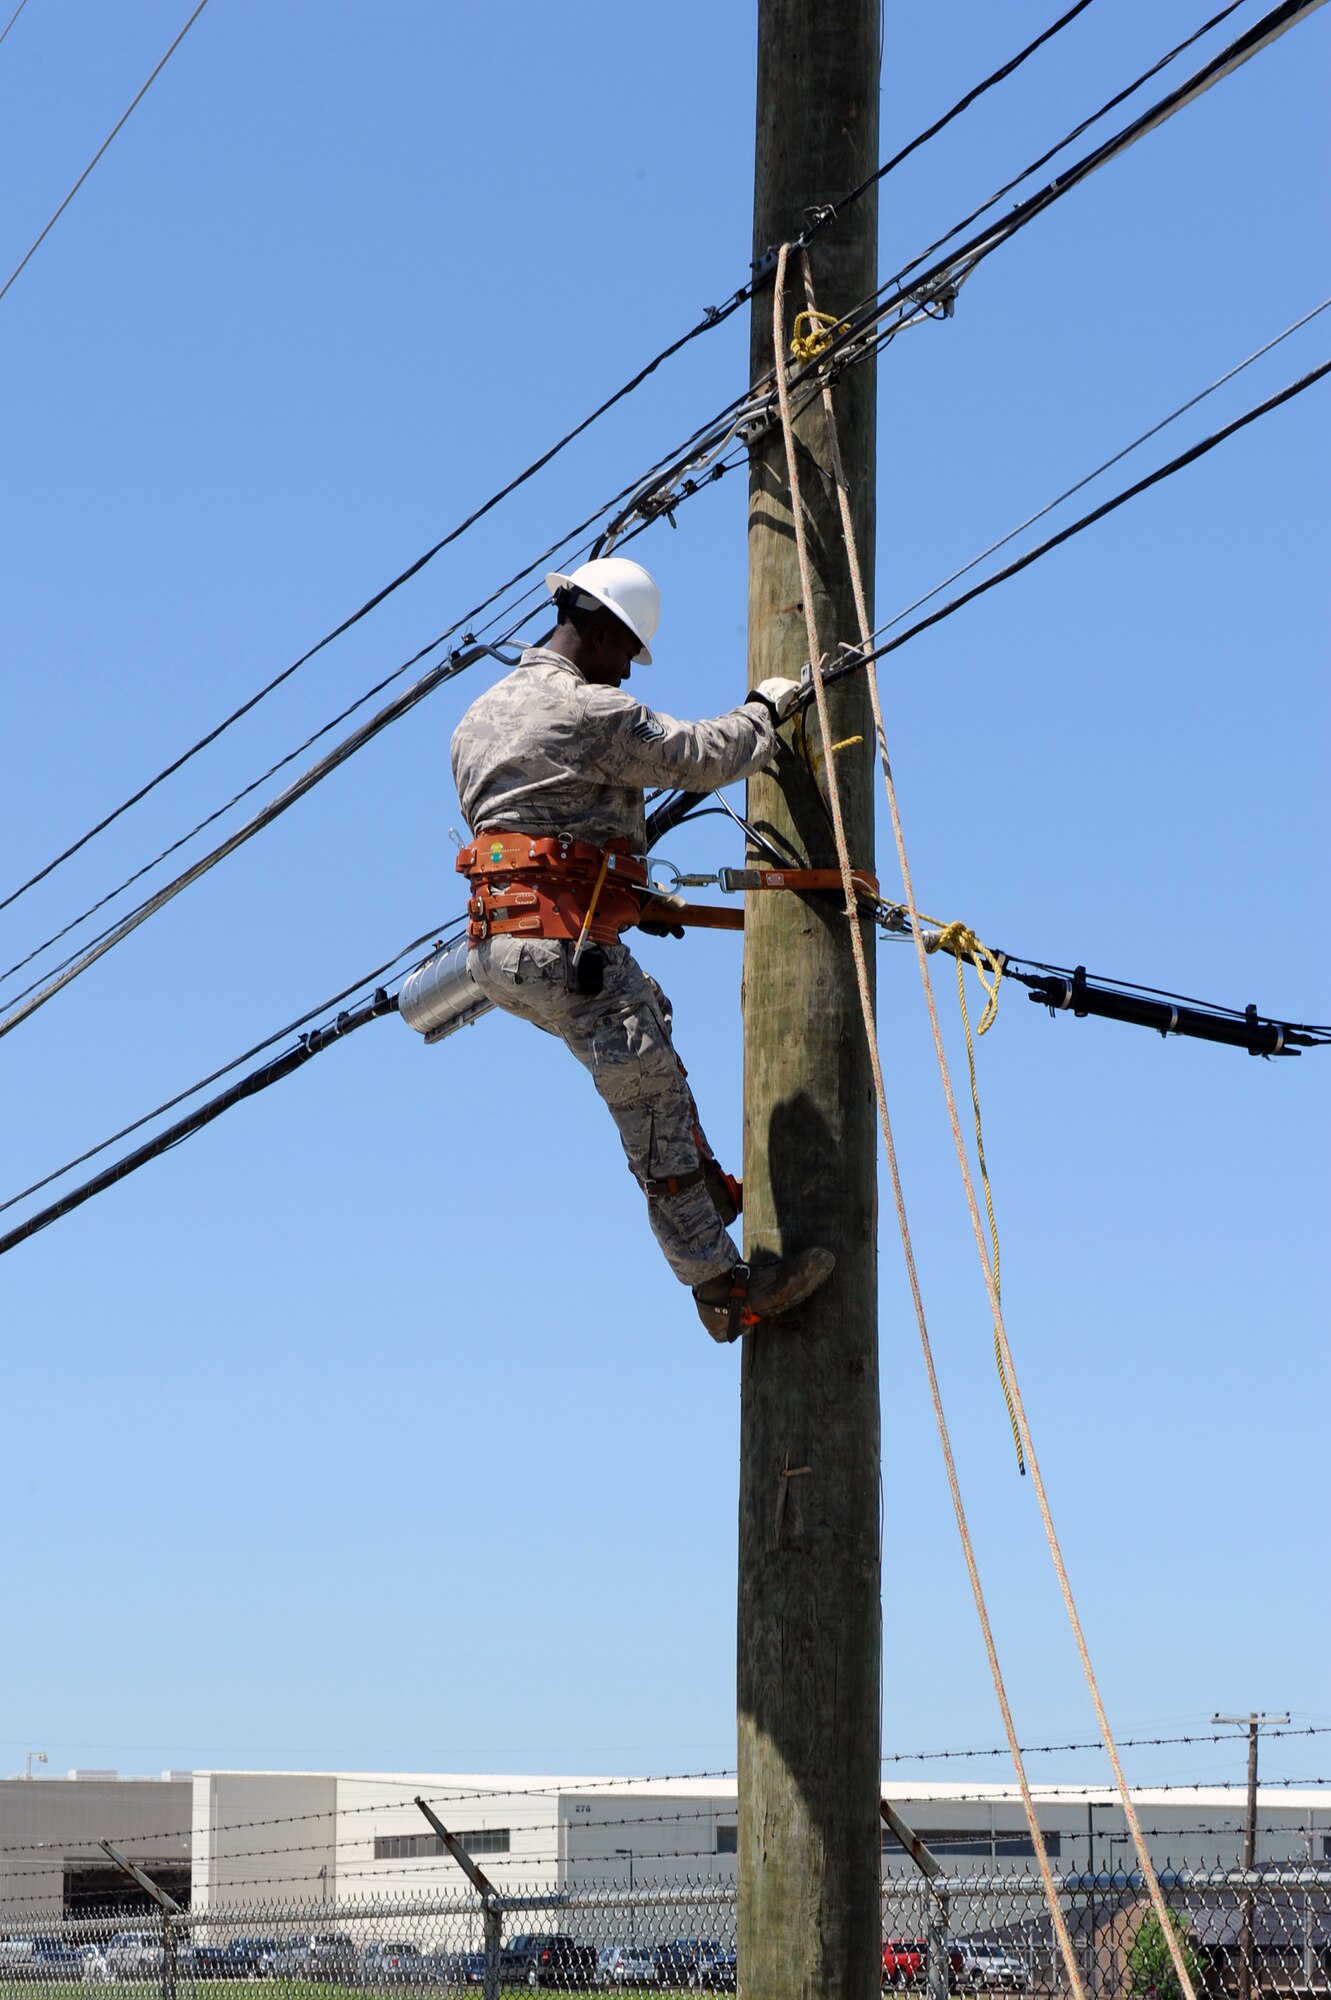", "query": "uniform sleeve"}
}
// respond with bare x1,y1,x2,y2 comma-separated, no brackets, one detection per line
577,687,777,793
